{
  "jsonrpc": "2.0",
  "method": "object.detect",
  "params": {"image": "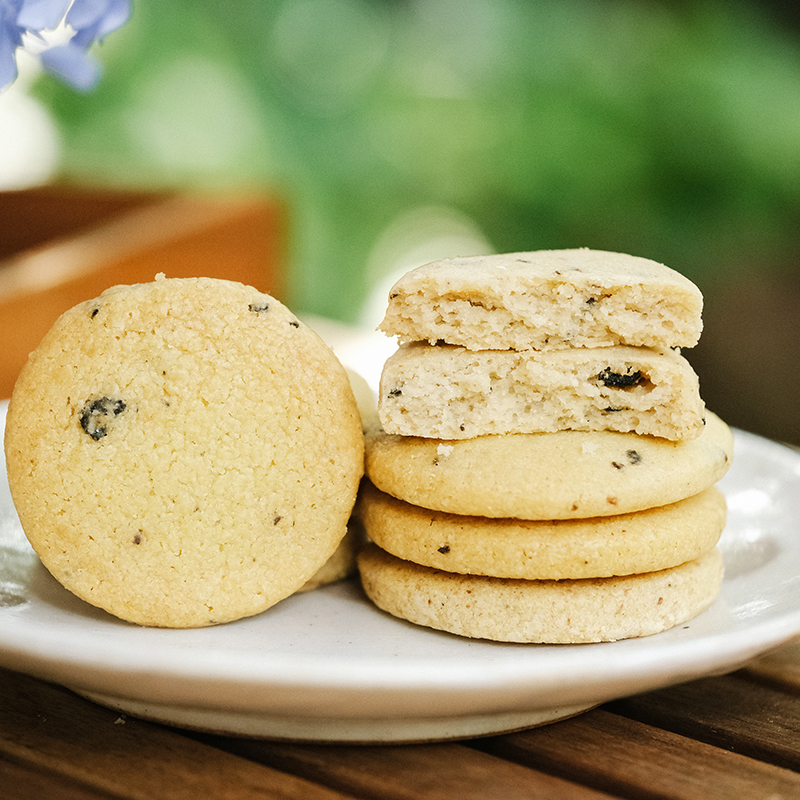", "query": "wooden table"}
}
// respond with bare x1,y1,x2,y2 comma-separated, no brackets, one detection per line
2,642,800,800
